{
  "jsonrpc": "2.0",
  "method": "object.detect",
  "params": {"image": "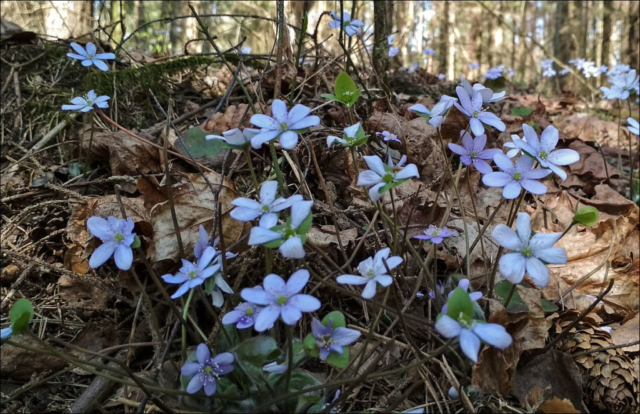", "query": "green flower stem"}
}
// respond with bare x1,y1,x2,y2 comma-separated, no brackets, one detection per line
83,112,95,176
243,147,260,193
181,290,195,362
617,99,622,173
502,282,518,309
390,187,399,255
285,325,294,392
627,98,635,201
356,287,390,370
269,141,288,196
